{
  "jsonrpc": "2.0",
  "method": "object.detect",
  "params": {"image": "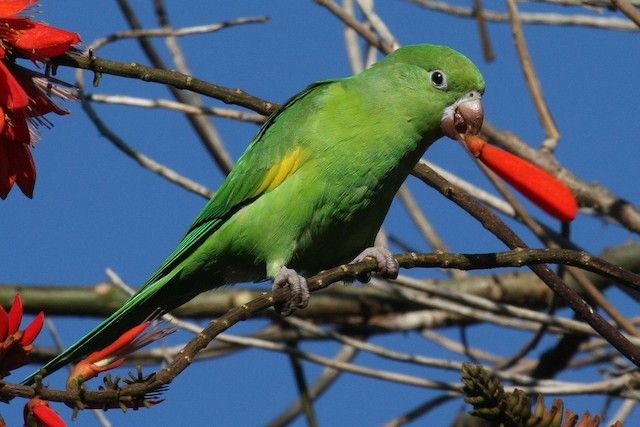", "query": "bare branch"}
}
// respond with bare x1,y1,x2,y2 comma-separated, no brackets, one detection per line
76,72,213,199
407,0,639,31
53,52,278,115
87,93,266,123
86,16,270,51
315,0,395,54
411,161,640,367
506,0,560,150
473,0,496,62
611,0,640,28
397,184,467,280
267,345,359,427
